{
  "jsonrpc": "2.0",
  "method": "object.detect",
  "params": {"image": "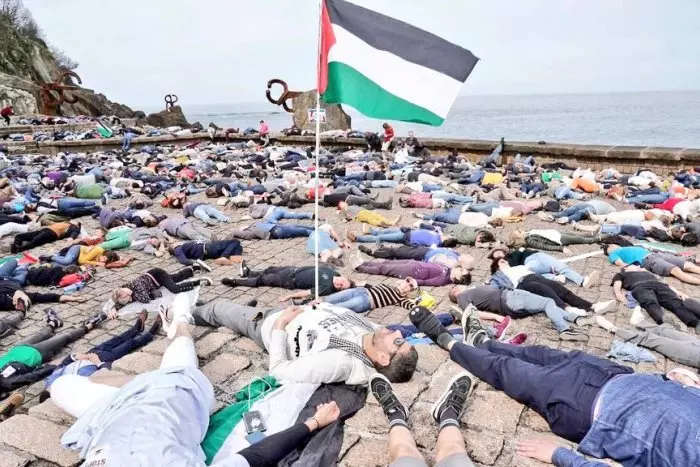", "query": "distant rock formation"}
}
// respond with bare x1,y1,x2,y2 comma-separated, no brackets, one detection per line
145,106,190,128
292,90,351,131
